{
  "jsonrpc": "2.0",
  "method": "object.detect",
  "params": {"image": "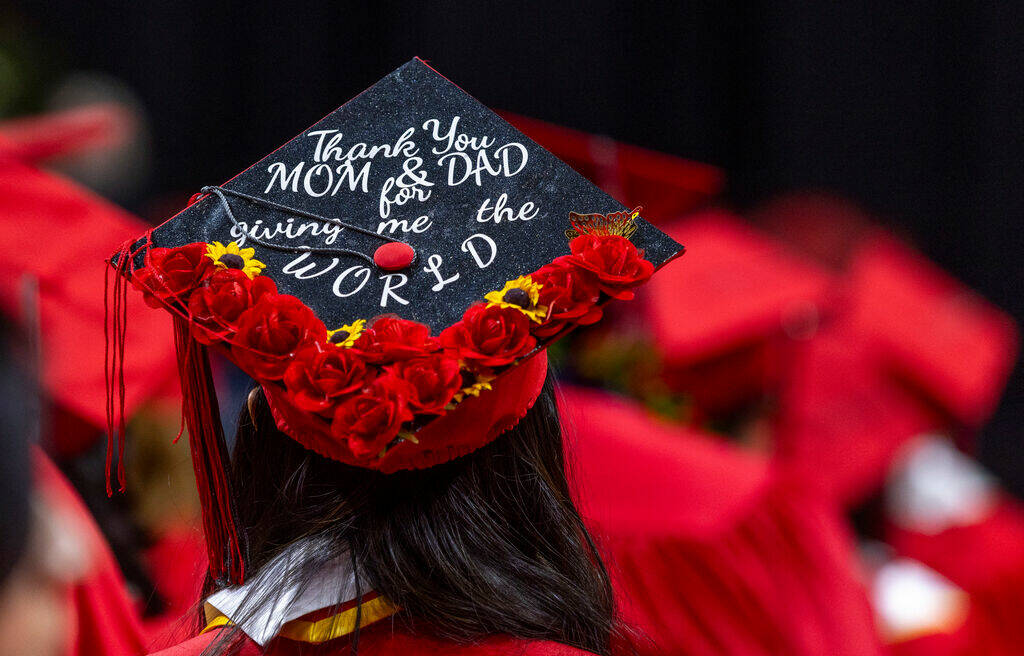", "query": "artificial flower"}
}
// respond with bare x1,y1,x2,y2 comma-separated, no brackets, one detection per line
531,262,603,338
387,353,462,414
484,275,547,323
188,269,278,344
351,316,439,364
231,294,327,380
132,242,214,308
331,374,414,459
556,234,654,300
440,304,535,370
205,241,266,279
452,369,496,403
327,319,366,348
283,343,370,415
